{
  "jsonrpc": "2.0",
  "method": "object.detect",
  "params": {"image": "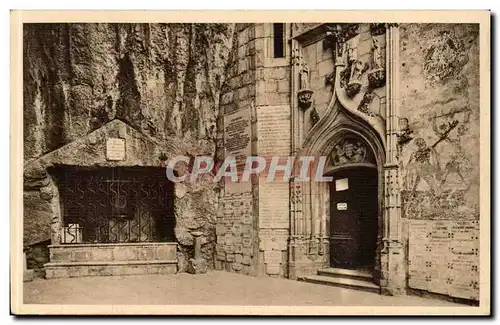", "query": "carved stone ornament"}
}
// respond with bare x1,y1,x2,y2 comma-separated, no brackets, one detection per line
300,61,310,90
397,117,414,147
357,91,377,117
324,24,359,57
370,22,399,36
292,48,302,66
346,60,368,98
368,69,386,89
310,107,320,126
332,139,367,166
298,59,314,110
345,81,362,98
396,117,414,158
298,89,314,110
367,38,386,89
370,23,387,36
